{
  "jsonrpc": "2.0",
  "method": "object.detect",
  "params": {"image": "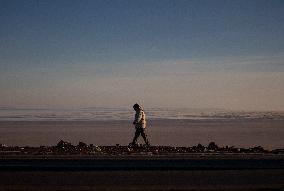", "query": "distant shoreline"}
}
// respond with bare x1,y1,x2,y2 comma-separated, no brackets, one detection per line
1,107,284,121
1,117,284,122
